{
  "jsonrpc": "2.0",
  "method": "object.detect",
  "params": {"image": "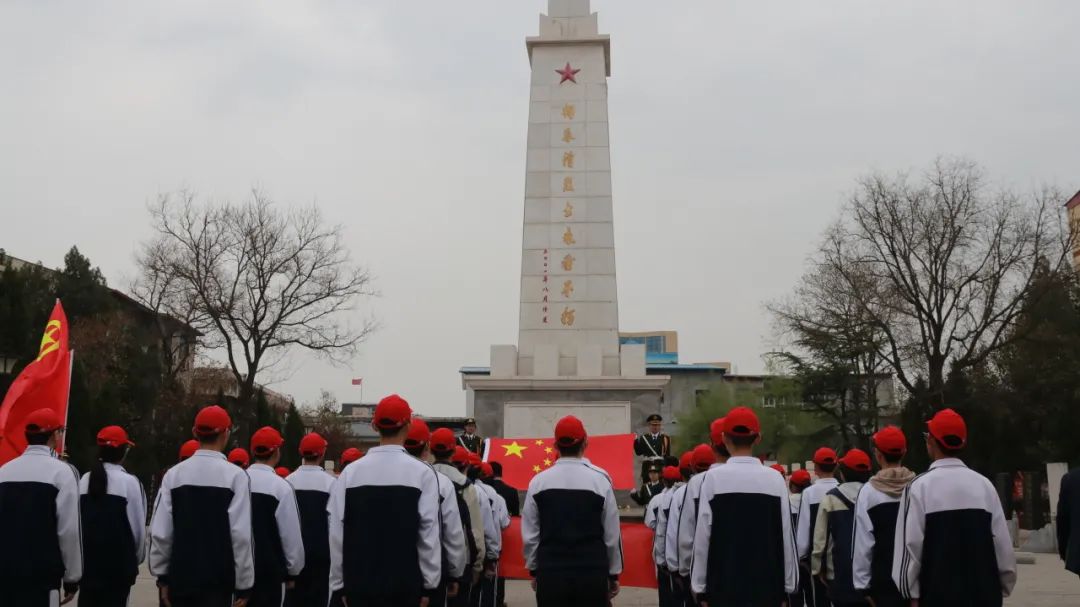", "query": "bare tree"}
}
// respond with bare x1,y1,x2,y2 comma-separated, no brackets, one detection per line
769,261,892,448
142,190,376,426
801,157,1072,411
